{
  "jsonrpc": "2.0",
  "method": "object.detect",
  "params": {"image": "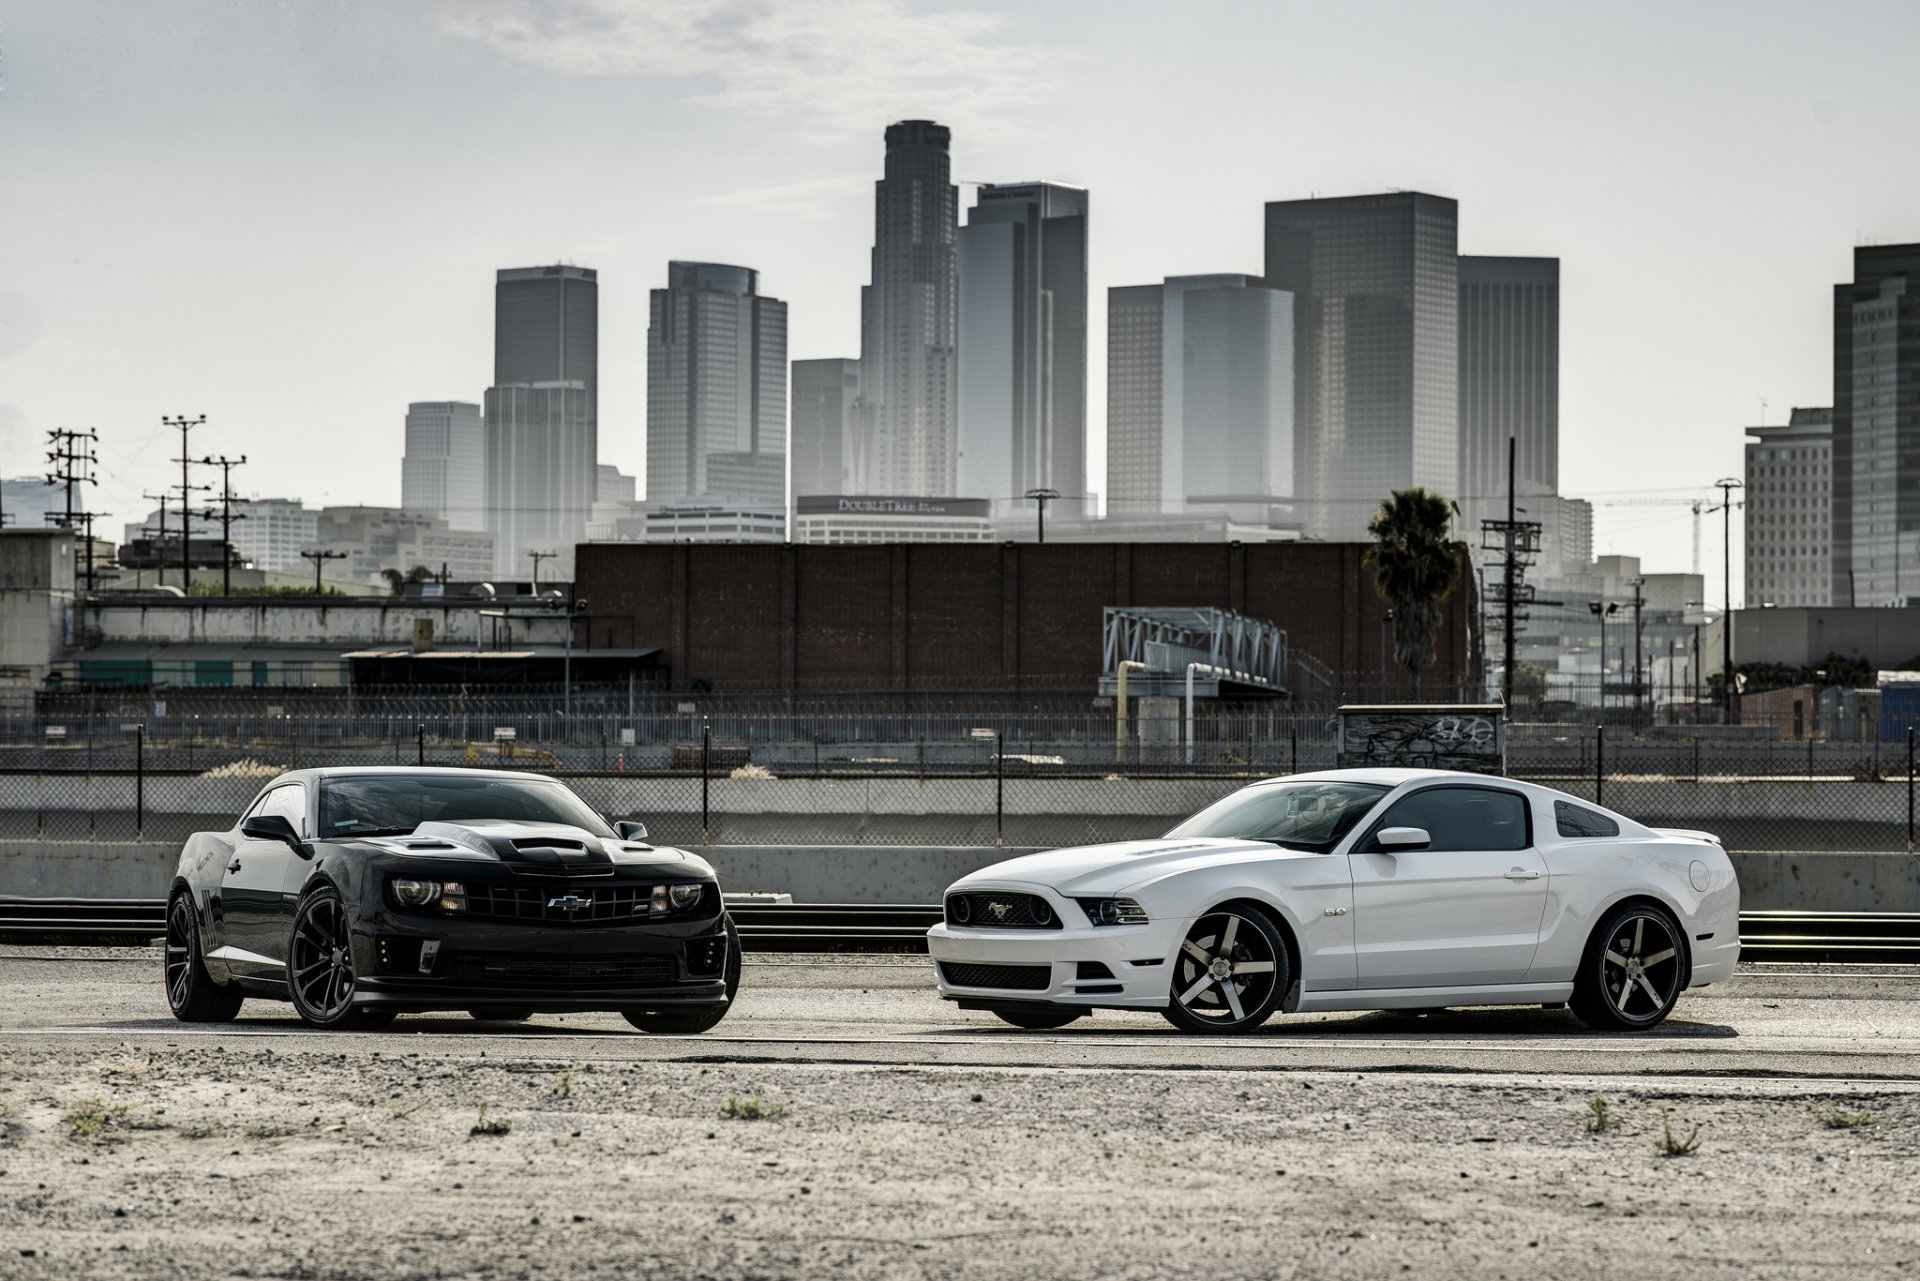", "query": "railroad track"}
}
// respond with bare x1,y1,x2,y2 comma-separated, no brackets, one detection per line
2,900,1917,964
